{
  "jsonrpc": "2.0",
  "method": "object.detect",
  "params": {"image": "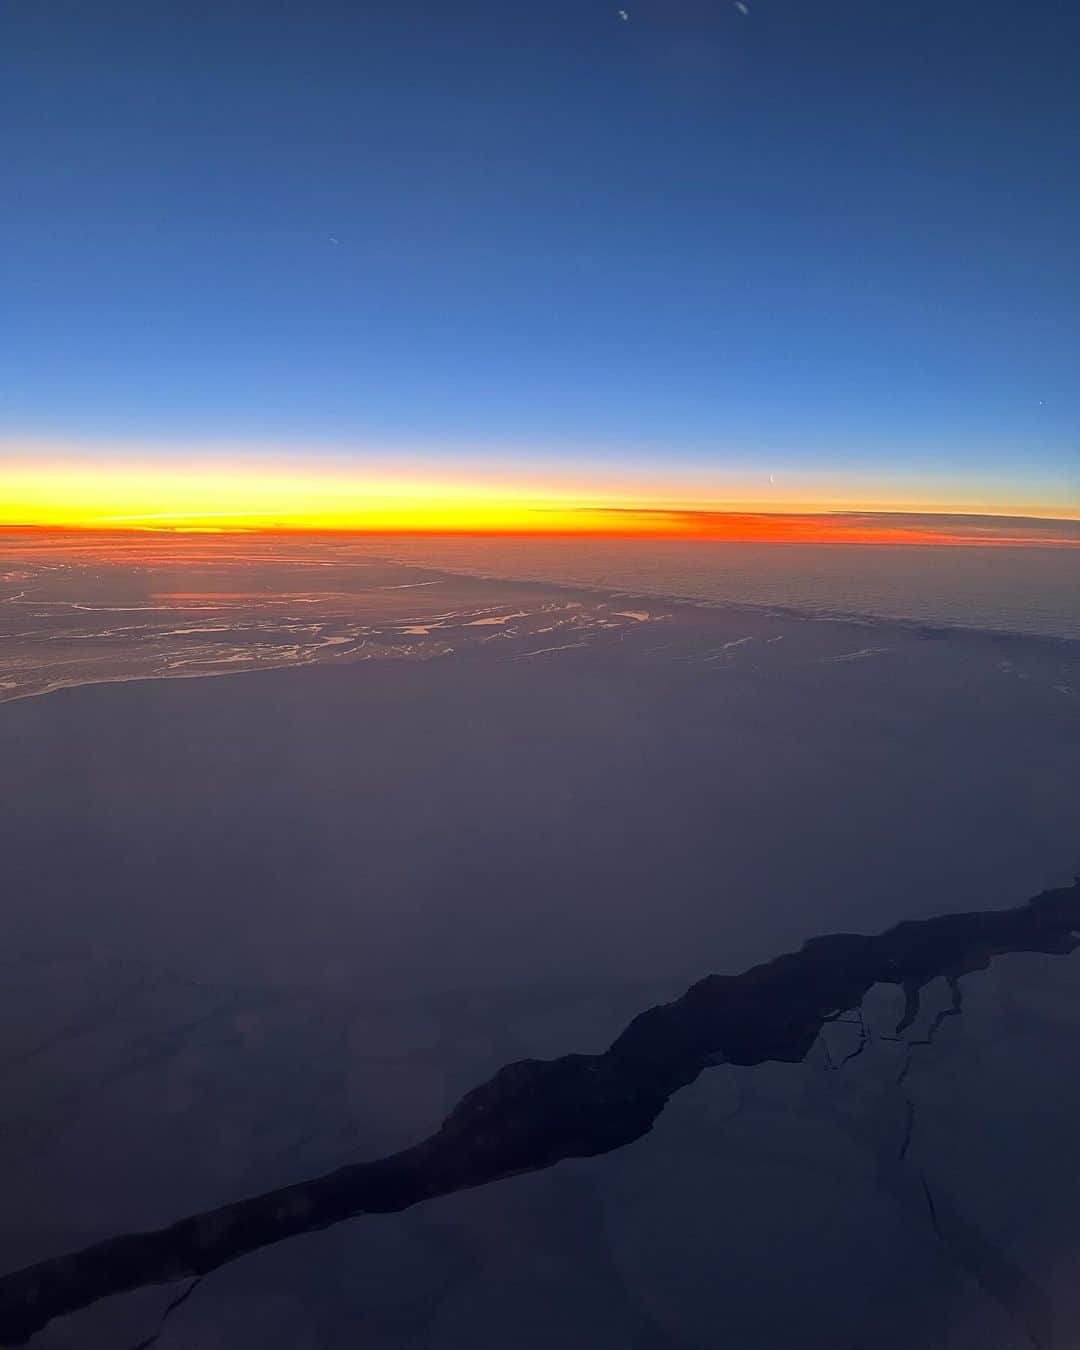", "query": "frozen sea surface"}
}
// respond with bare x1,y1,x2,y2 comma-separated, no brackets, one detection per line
347,535,1080,639
1,536,1079,1348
